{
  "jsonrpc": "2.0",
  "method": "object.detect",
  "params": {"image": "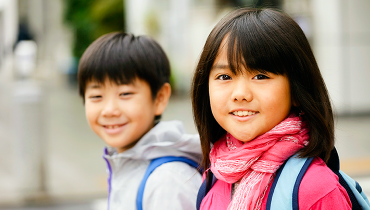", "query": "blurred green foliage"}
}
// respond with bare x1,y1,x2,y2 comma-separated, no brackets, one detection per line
63,0,125,58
